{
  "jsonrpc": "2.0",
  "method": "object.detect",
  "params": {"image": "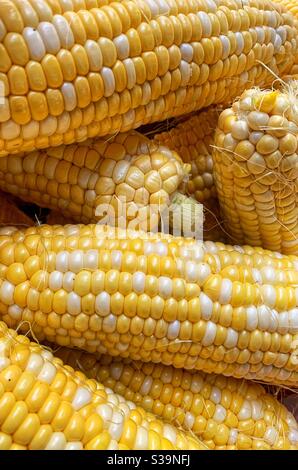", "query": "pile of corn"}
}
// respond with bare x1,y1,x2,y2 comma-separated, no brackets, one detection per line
0,0,298,451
